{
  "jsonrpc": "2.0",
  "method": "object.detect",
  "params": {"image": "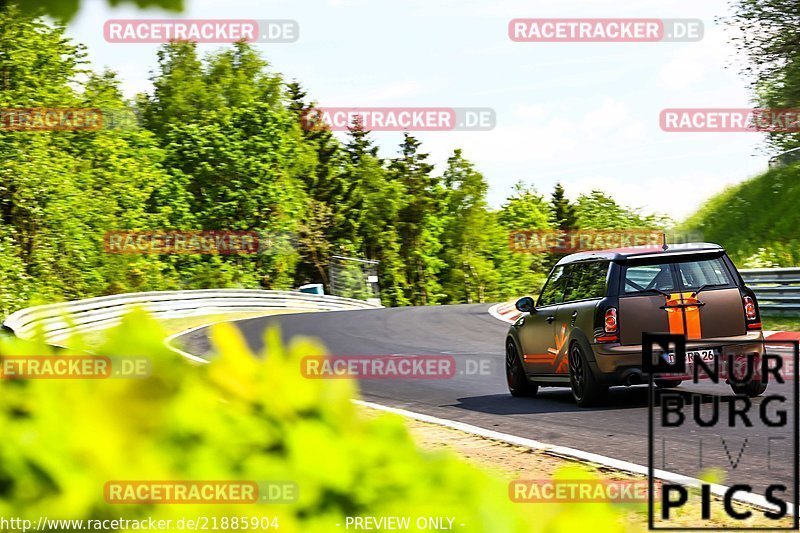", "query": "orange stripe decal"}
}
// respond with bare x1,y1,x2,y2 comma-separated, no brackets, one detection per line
665,293,684,335
664,292,703,339
523,354,554,363
524,323,569,371
682,292,702,340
